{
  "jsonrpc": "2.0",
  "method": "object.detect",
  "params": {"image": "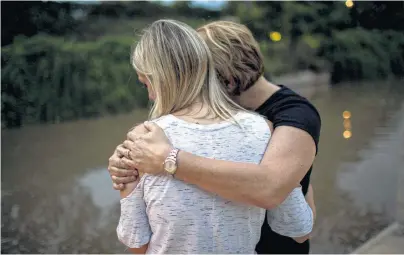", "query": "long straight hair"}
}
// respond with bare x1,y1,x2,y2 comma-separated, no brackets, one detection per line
131,19,247,121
